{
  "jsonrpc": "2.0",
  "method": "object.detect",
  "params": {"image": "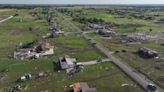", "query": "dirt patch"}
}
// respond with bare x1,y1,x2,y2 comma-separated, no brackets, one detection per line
0,16,8,21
